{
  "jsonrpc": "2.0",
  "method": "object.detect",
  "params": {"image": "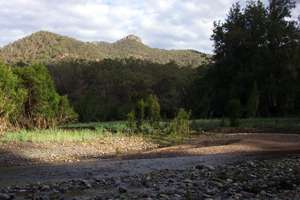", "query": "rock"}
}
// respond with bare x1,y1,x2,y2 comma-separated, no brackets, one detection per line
0,193,11,200
159,193,169,199
40,184,50,191
118,186,127,193
195,164,215,171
